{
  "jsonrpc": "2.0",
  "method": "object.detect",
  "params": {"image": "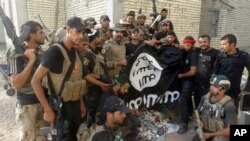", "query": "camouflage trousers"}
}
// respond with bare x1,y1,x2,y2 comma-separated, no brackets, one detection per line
16,103,47,141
